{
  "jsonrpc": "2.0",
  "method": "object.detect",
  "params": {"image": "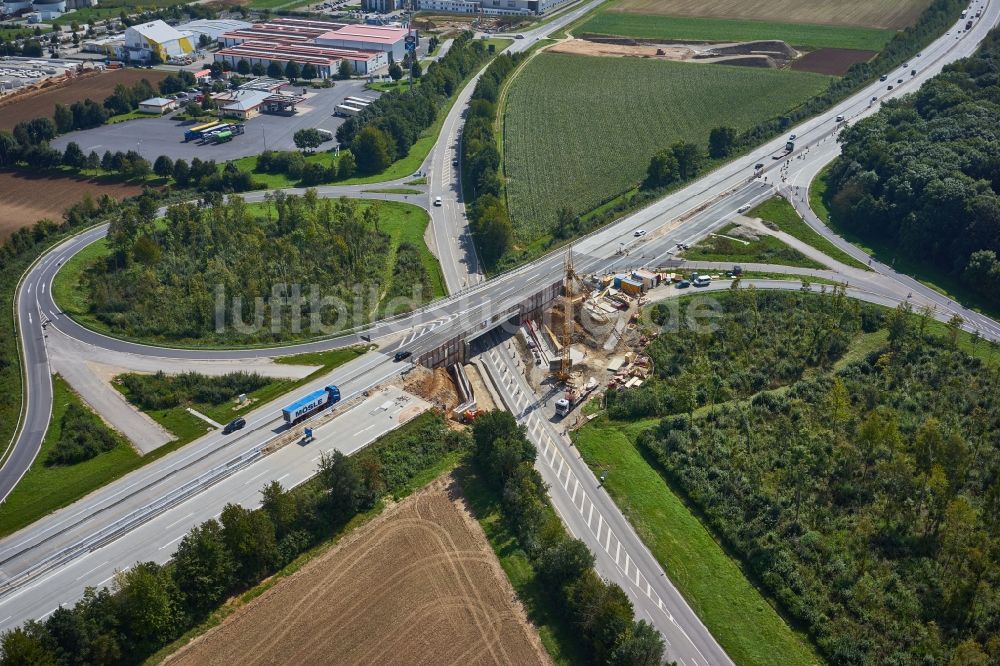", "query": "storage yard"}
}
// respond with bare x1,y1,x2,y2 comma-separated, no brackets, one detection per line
166,474,551,666
0,67,168,130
